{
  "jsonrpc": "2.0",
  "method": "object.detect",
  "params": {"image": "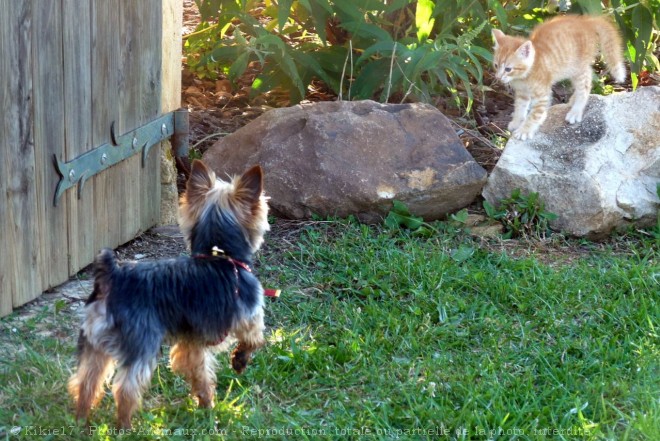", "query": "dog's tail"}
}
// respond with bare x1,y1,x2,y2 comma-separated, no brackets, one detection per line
86,248,117,304
593,16,626,83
